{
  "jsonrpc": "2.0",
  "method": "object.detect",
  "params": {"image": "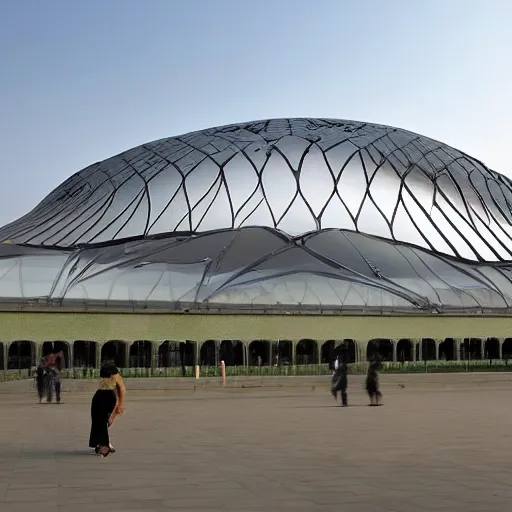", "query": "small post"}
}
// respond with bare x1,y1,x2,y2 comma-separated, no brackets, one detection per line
195,365,200,380
221,360,226,388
